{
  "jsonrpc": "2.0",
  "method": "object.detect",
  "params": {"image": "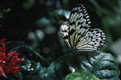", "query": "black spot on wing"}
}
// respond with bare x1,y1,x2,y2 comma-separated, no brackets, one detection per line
64,35,69,39
69,29,75,35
